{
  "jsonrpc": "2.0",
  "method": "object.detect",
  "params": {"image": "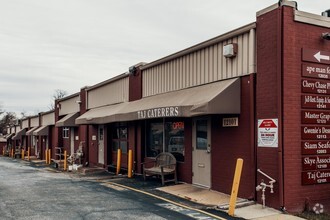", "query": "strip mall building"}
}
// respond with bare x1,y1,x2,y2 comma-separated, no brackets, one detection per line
4,1,330,213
